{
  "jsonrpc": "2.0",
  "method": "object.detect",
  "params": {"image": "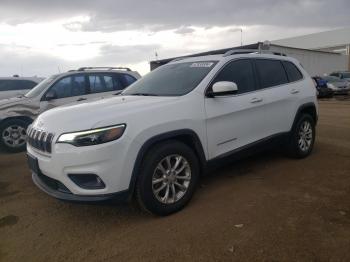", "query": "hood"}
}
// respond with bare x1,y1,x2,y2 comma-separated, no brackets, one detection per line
330,81,348,88
0,95,28,106
0,96,39,119
34,95,179,133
